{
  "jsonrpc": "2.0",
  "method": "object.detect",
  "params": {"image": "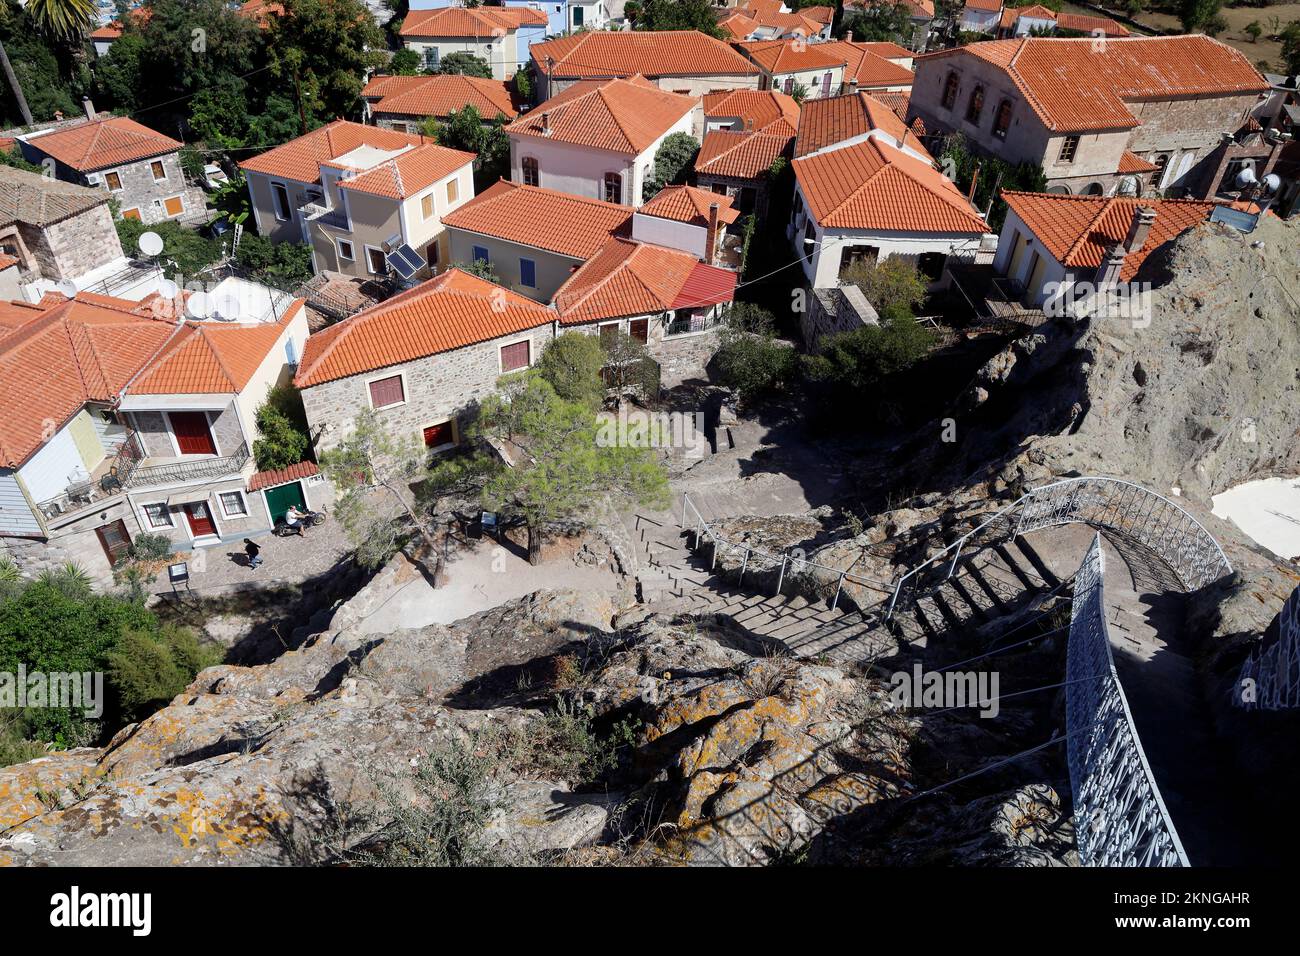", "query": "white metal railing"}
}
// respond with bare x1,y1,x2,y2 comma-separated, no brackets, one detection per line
1067,533,1189,866
886,476,1233,621
680,494,893,608
1236,582,1300,709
